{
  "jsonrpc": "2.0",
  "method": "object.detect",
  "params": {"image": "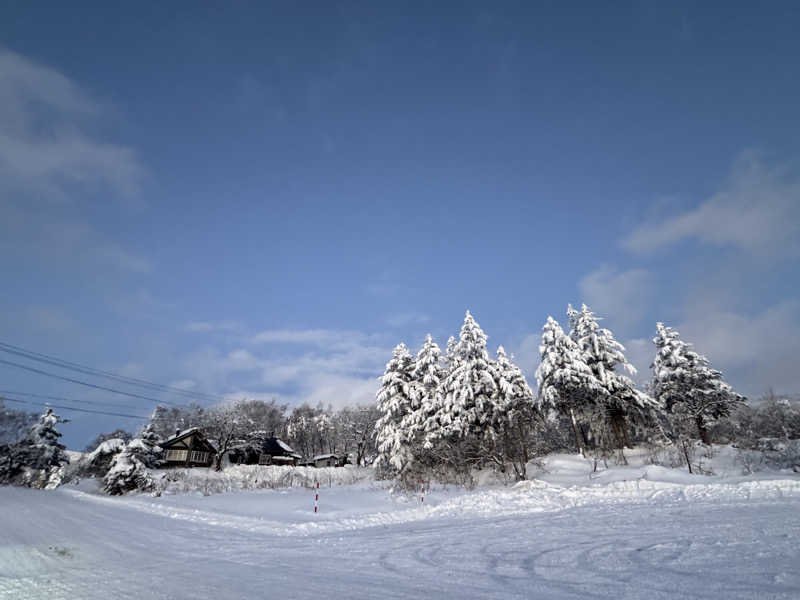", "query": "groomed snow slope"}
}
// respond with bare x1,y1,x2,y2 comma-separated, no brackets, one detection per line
2,457,799,599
